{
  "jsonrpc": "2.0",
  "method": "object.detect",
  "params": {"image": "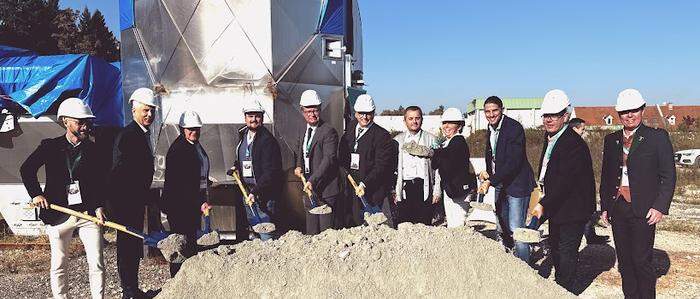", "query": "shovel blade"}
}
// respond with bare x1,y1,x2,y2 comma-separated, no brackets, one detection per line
143,230,170,247
469,202,494,211
513,228,542,243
